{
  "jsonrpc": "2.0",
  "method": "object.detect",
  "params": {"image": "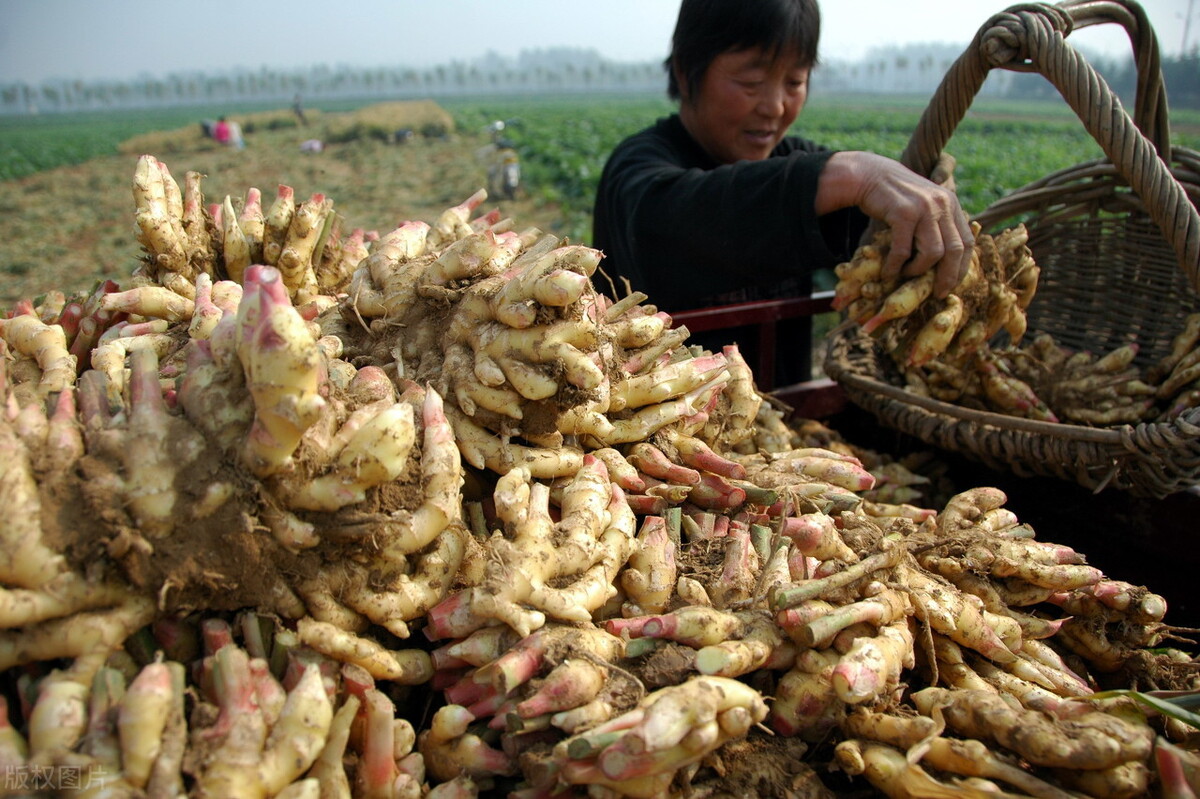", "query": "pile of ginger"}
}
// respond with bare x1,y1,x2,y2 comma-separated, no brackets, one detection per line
0,154,1197,799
